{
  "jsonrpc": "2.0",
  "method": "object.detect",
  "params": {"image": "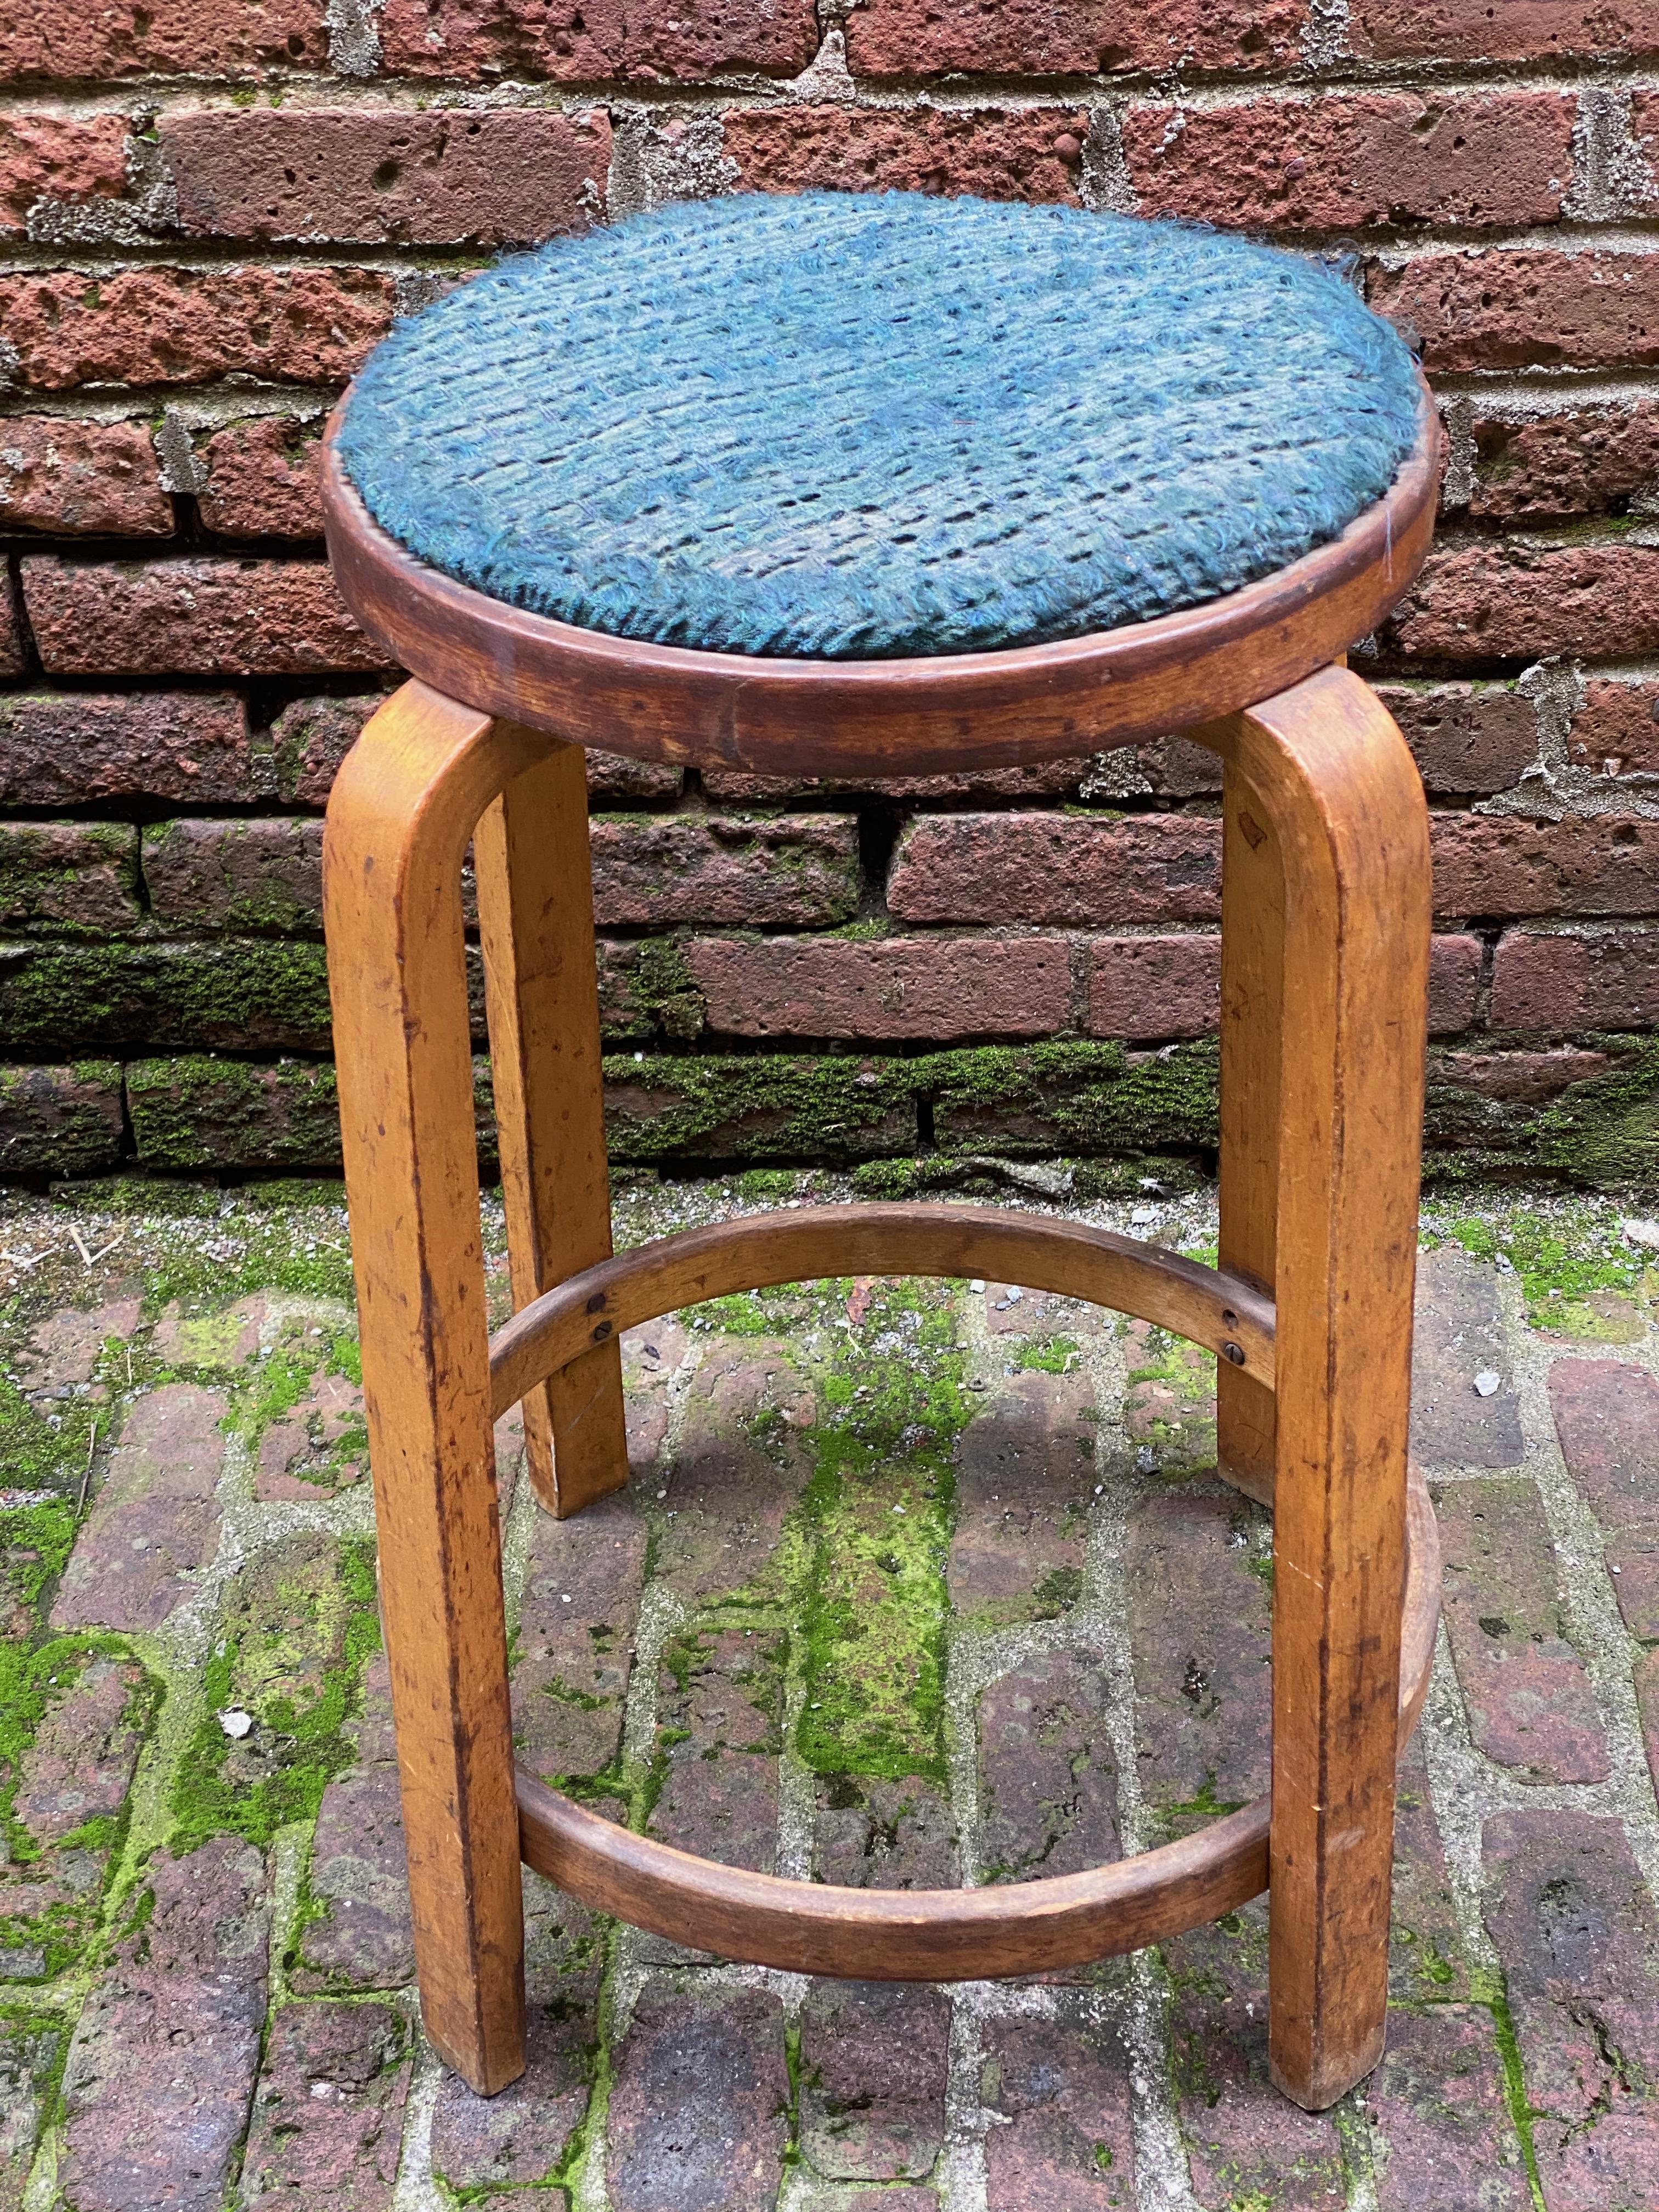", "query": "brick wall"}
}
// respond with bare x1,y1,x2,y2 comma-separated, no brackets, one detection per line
2,3,1658,1187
